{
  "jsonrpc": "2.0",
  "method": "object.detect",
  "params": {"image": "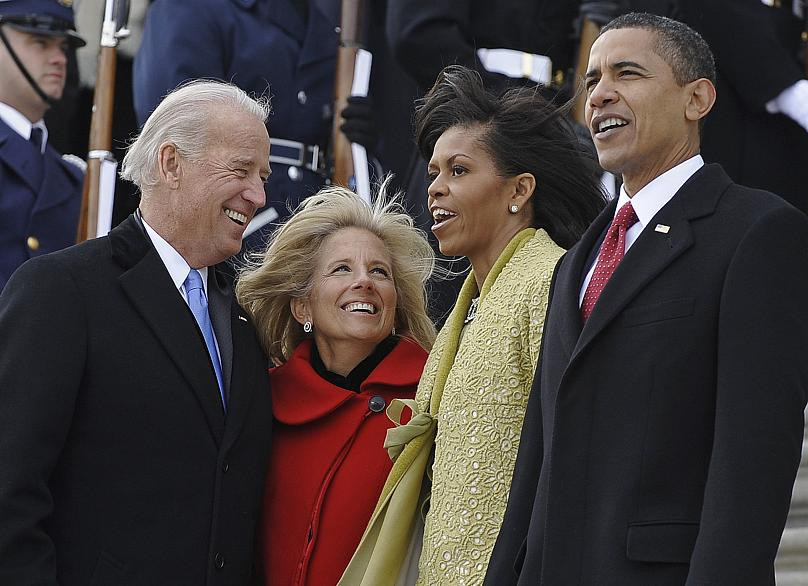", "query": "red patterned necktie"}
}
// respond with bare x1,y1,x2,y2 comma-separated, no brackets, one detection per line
581,201,639,322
